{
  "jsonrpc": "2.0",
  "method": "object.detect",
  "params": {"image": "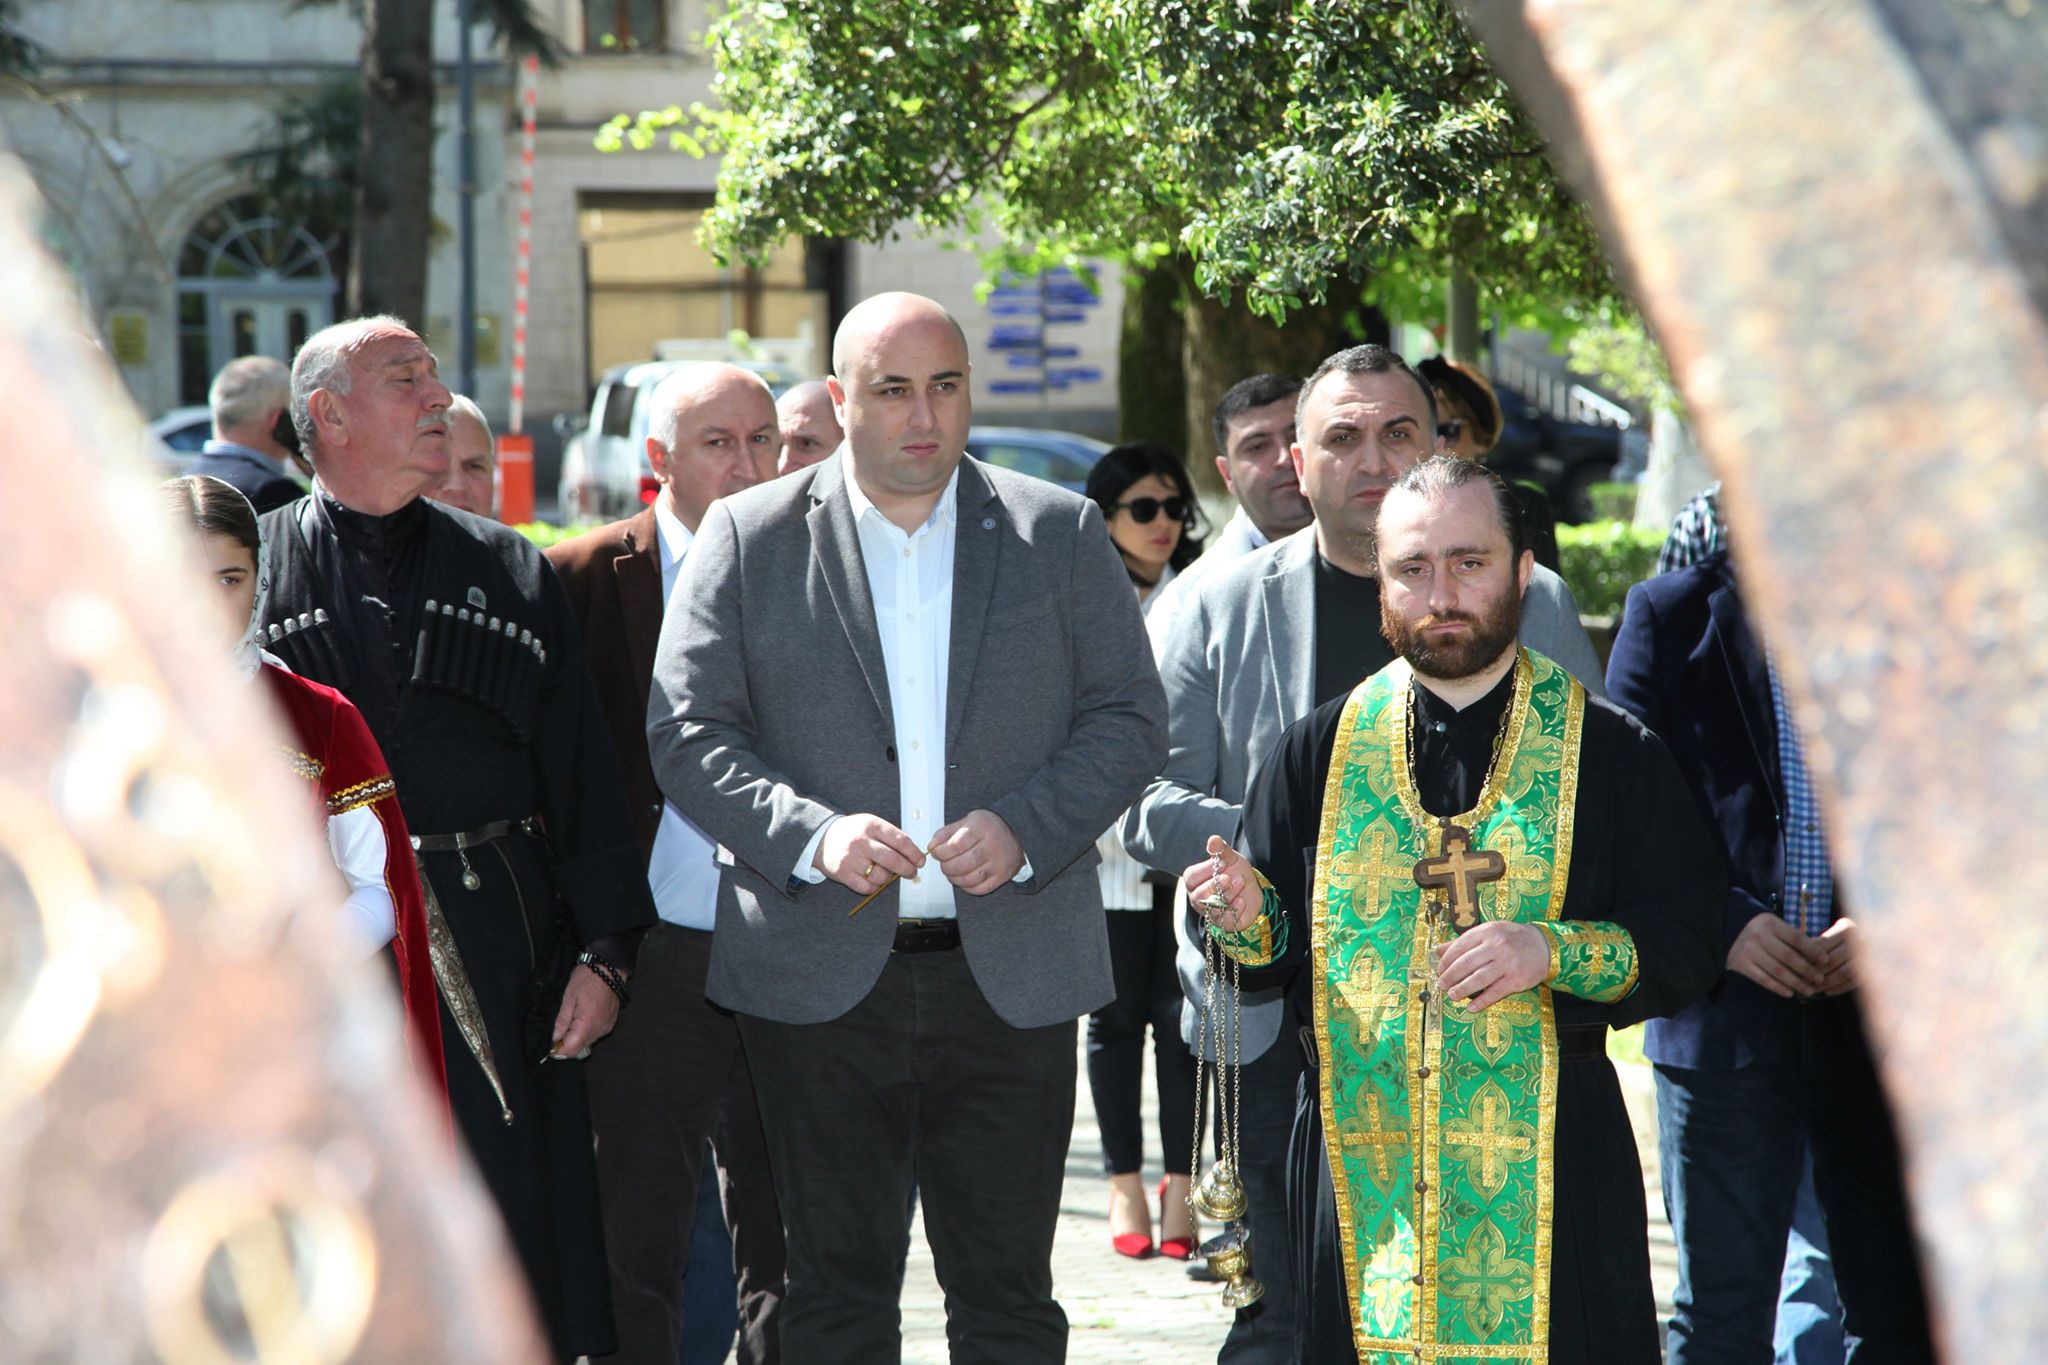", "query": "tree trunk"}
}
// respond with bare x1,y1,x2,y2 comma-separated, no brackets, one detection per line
1117,261,1188,452
349,0,435,326
1445,270,1482,363
1632,402,1712,531
1176,266,1361,499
